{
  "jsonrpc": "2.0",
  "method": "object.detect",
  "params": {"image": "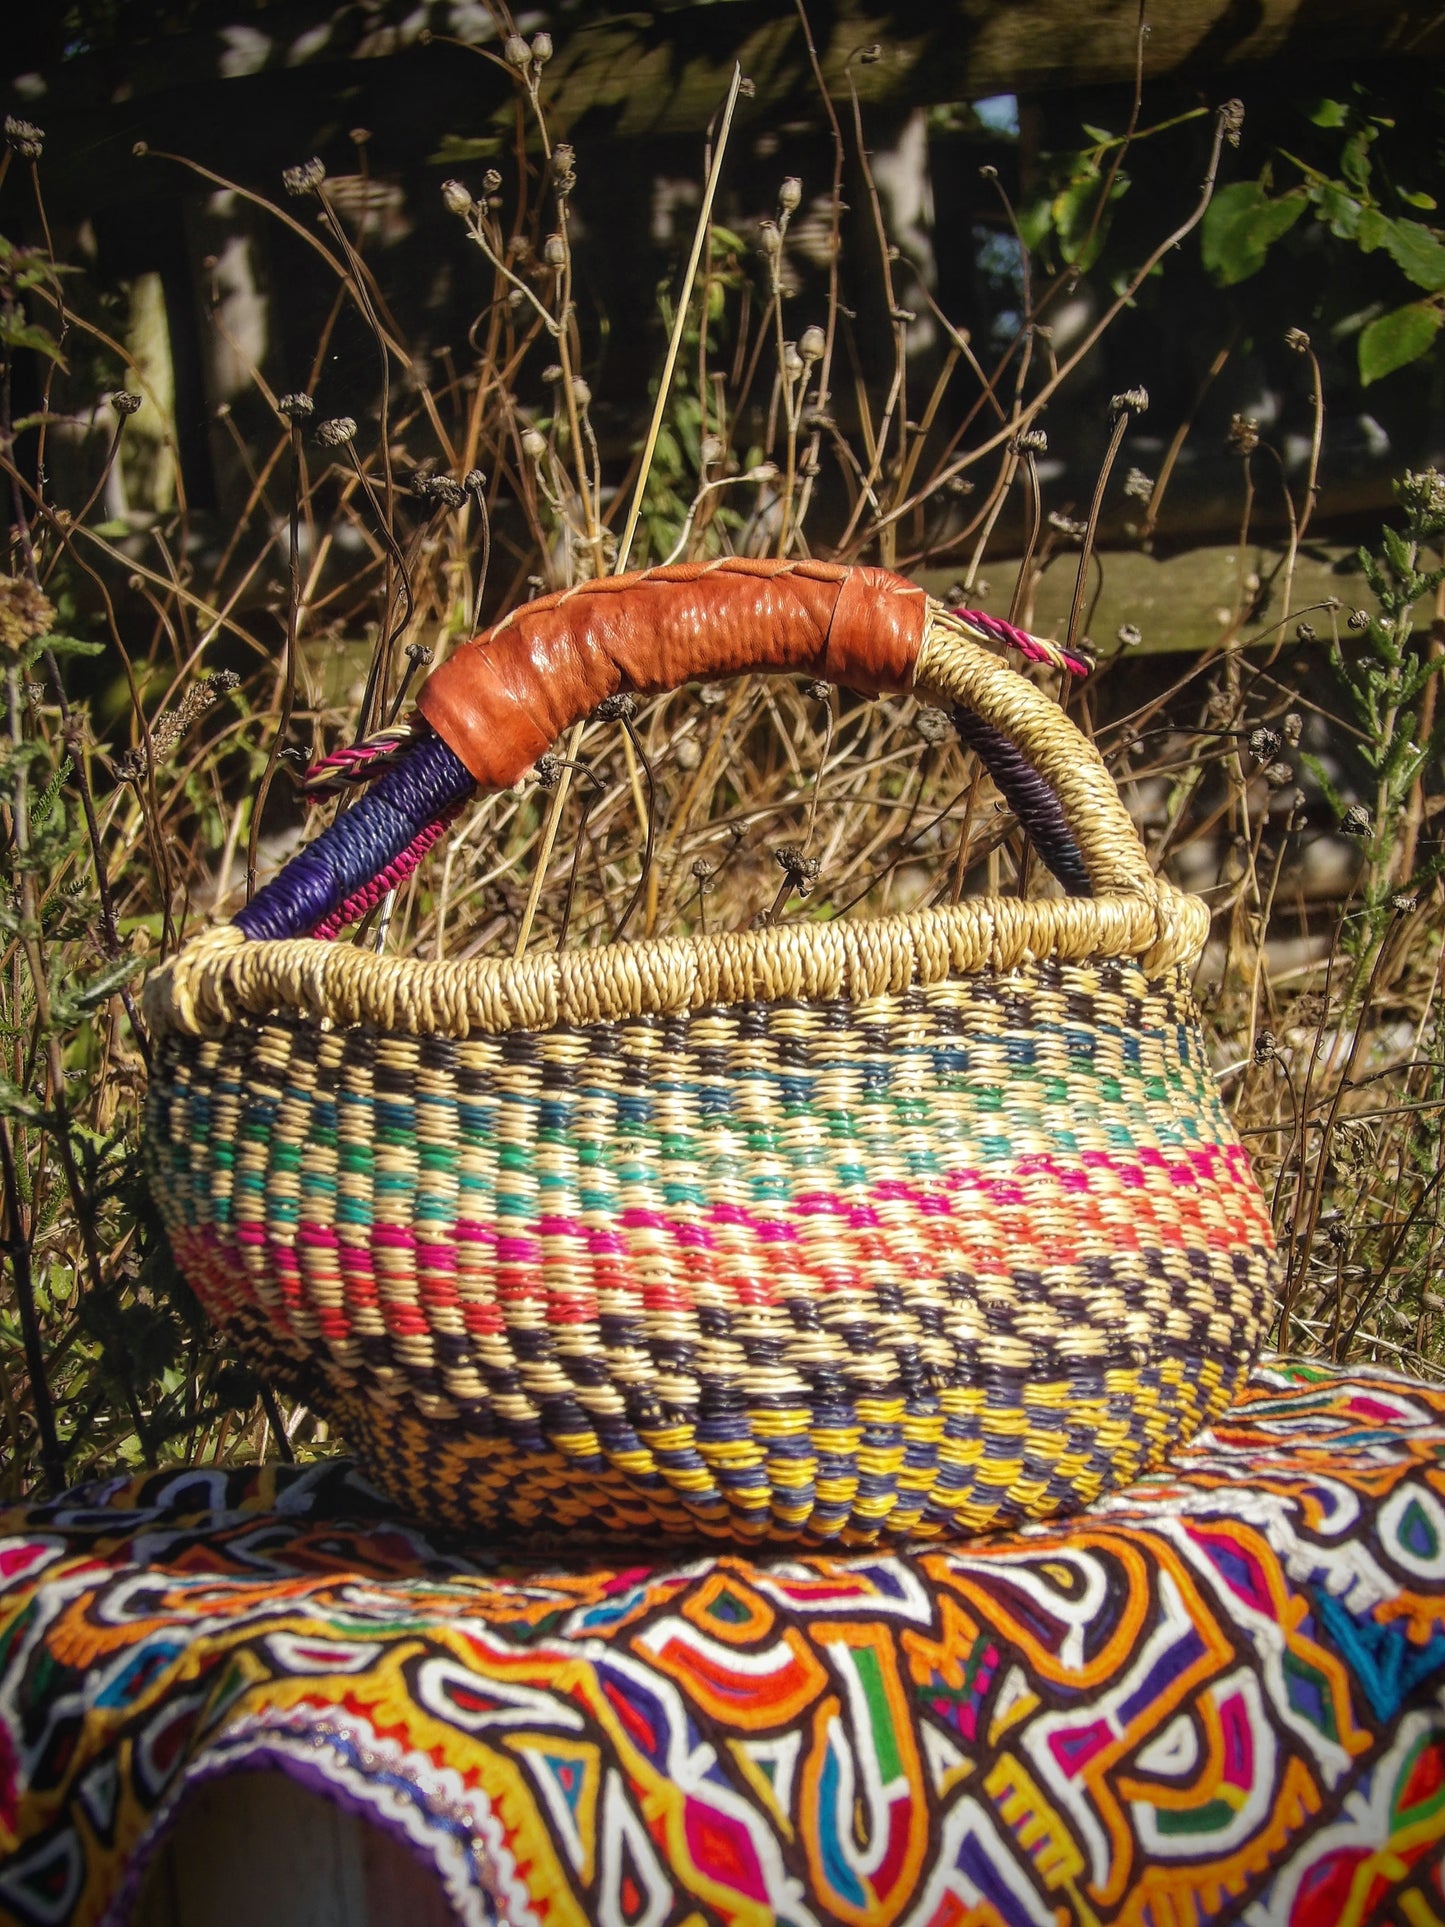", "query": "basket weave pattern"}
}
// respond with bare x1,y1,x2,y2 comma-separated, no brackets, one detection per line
145,569,1275,1545
147,953,1270,1543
